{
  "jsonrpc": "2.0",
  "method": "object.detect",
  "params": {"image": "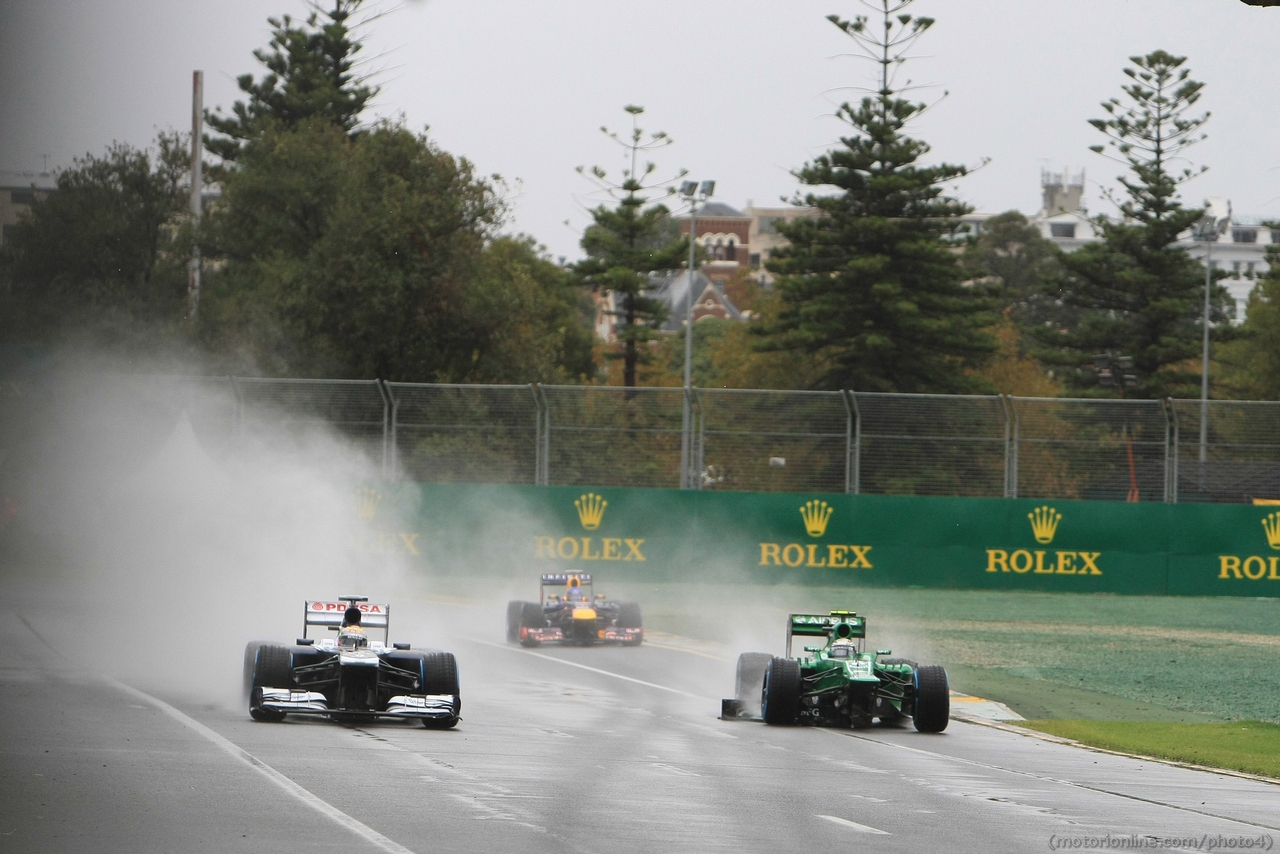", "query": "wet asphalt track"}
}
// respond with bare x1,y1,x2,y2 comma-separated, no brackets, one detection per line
3,598,1279,854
